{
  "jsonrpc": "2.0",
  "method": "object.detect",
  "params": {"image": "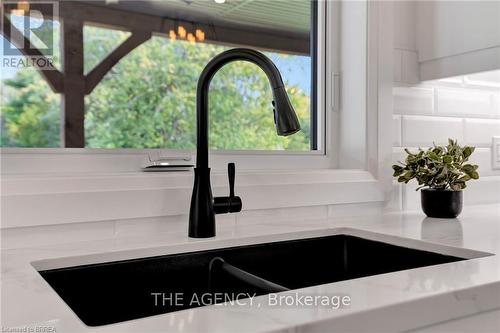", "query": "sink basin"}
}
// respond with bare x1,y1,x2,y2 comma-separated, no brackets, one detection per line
38,235,465,326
